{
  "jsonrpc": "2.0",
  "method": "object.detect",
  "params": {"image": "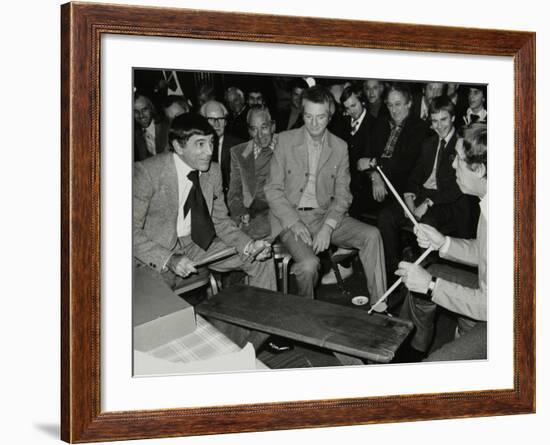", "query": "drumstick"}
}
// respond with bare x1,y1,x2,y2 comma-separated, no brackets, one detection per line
192,247,237,267
376,166,420,231
367,246,434,315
